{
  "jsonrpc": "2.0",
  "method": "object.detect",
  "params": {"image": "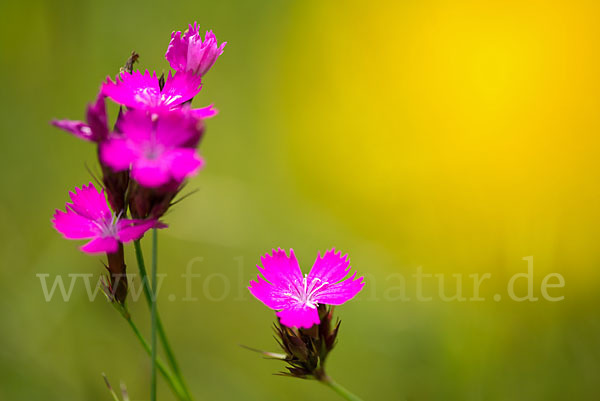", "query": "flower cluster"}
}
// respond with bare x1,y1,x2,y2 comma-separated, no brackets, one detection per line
50,22,365,400
51,23,225,303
